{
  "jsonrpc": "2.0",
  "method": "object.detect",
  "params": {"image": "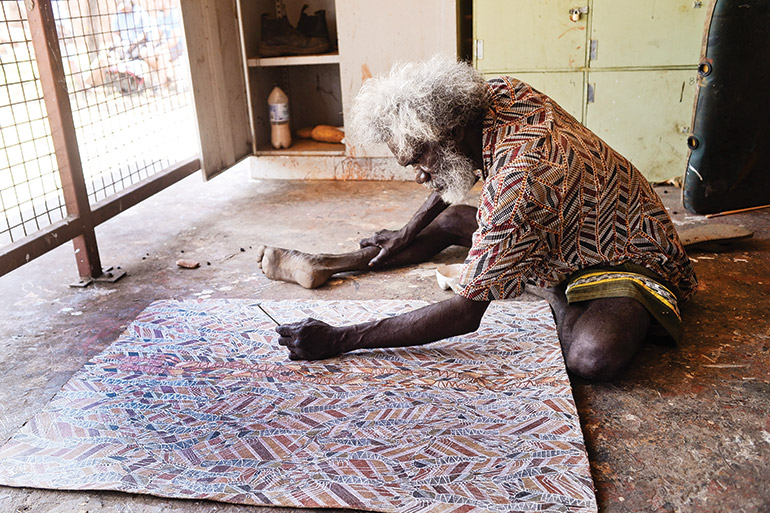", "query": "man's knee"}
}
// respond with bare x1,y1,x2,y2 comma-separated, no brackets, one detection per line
434,205,477,244
437,204,476,223
565,340,627,382
560,297,650,381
